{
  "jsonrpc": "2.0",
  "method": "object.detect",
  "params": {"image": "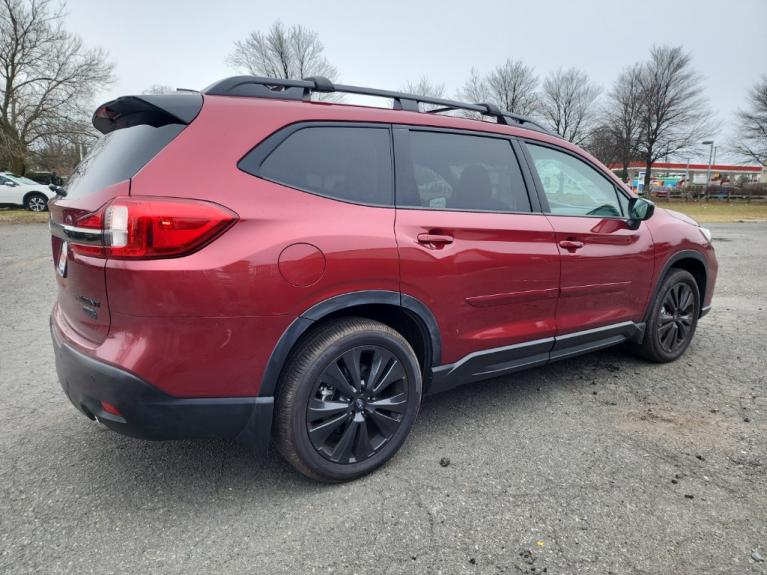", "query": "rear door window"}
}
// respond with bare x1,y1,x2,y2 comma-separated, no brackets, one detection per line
255,126,393,206
65,124,185,199
397,130,532,213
